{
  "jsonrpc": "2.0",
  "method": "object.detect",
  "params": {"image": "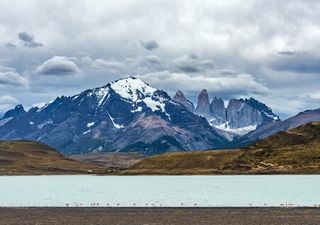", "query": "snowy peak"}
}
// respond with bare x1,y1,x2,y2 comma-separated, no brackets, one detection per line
110,77,157,102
